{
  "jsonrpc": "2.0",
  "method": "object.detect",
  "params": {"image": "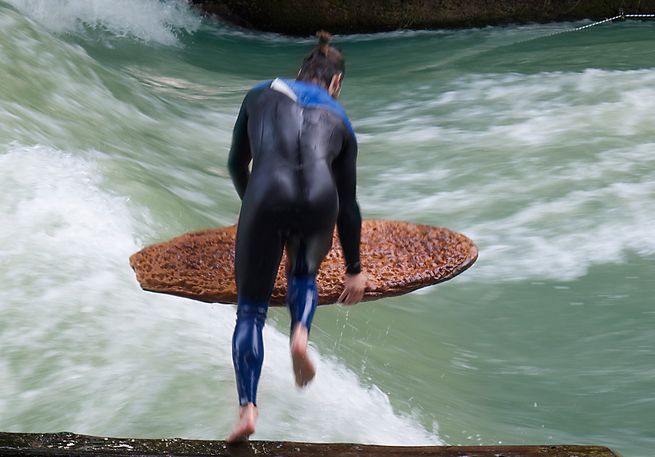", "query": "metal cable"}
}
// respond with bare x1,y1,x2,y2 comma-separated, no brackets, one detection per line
511,11,655,46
